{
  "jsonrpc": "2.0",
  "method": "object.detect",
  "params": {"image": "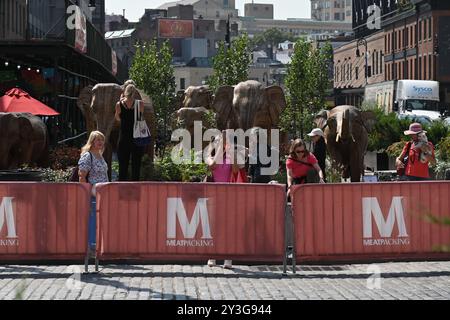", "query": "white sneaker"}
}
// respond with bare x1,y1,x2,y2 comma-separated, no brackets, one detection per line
207,259,216,267
223,260,233,269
